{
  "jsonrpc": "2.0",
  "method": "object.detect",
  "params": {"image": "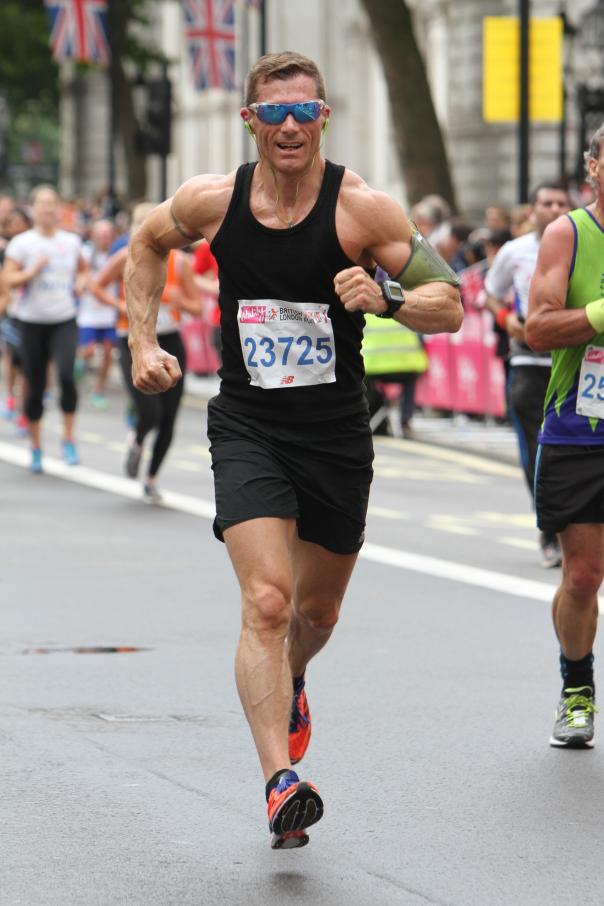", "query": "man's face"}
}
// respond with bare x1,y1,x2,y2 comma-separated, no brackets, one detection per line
0,196,14,224
91,221,115,251
588,145,604,198
533,188,570,236
3,210,30,239
32,189,60,231
240,74,330,176
484,206,509,231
